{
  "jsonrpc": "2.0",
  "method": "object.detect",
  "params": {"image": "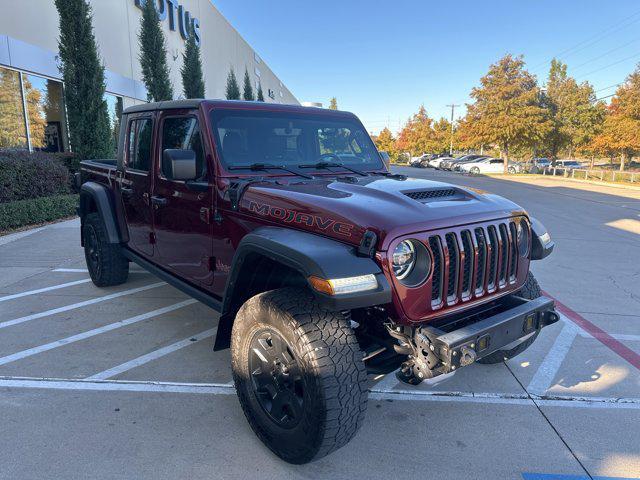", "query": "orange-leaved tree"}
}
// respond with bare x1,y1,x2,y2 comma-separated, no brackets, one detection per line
588,64,640,171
